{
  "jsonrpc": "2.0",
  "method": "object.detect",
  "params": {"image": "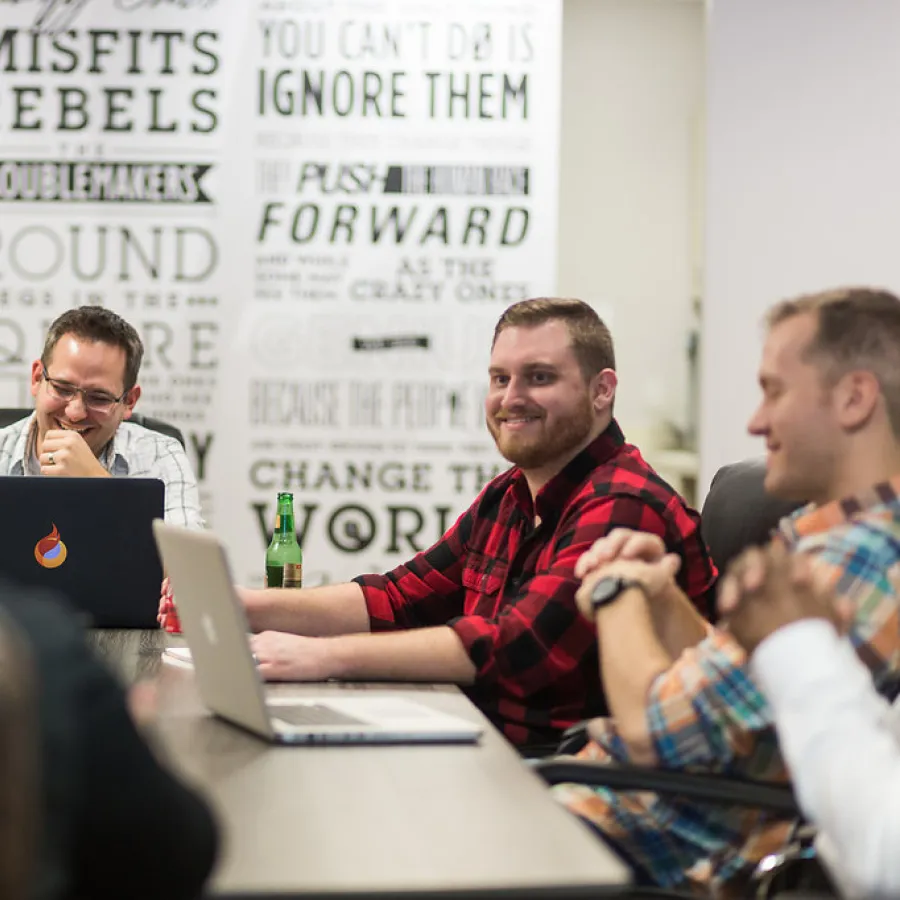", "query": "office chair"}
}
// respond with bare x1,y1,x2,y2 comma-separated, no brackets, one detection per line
700,459,802,620
0,408,186,450
0,609,38,900
537,460,826,897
